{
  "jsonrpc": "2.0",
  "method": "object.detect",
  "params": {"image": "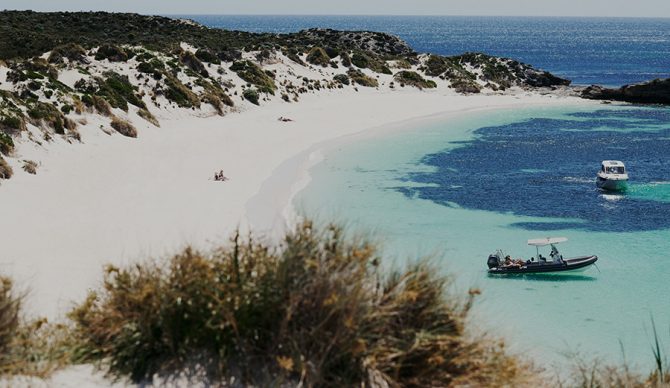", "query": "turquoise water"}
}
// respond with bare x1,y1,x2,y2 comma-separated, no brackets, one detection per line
295,105,670,368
